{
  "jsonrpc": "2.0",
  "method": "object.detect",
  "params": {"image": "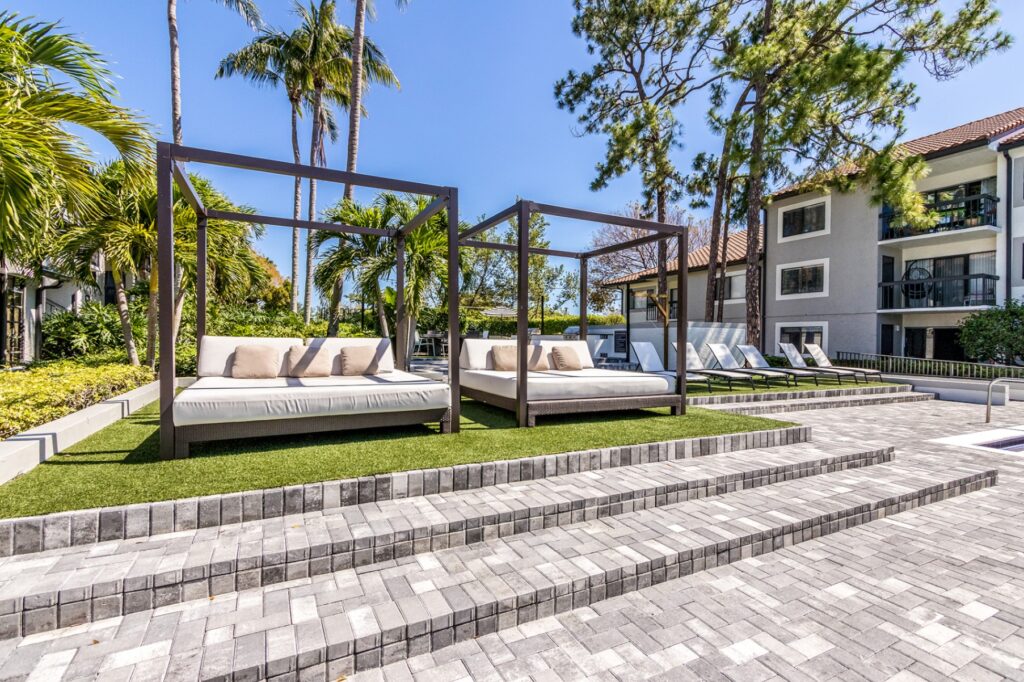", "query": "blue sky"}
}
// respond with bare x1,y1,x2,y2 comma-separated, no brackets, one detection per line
8,0,1024,289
